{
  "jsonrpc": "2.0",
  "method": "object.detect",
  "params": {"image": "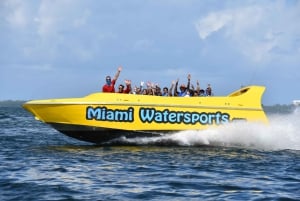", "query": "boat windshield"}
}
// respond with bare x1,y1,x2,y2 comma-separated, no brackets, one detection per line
228,87,249,97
